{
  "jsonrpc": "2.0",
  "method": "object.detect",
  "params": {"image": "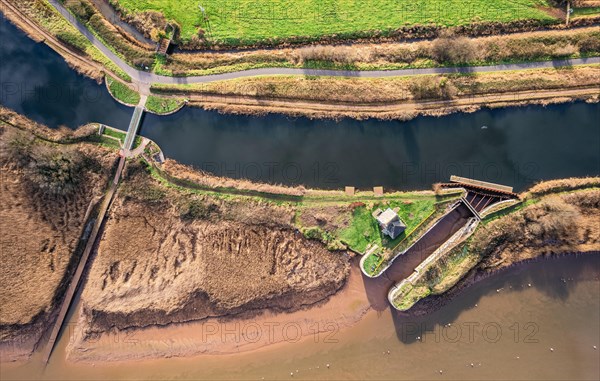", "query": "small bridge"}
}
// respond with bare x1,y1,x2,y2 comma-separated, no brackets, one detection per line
123,104,144,152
